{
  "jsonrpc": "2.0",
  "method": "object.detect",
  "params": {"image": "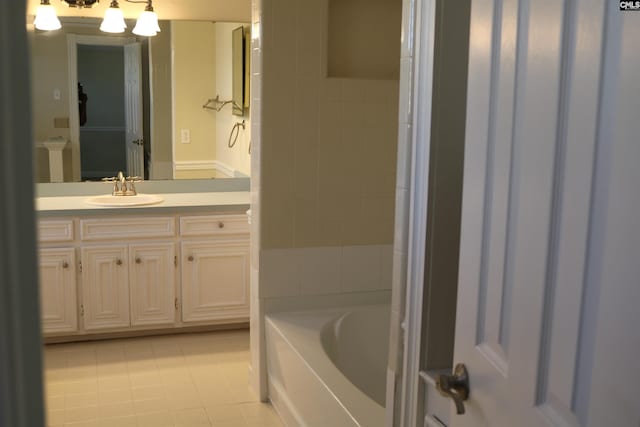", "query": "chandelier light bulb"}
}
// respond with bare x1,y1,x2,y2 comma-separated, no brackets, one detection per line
132,1,161,37
34,0,62,31
100,1,127,33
